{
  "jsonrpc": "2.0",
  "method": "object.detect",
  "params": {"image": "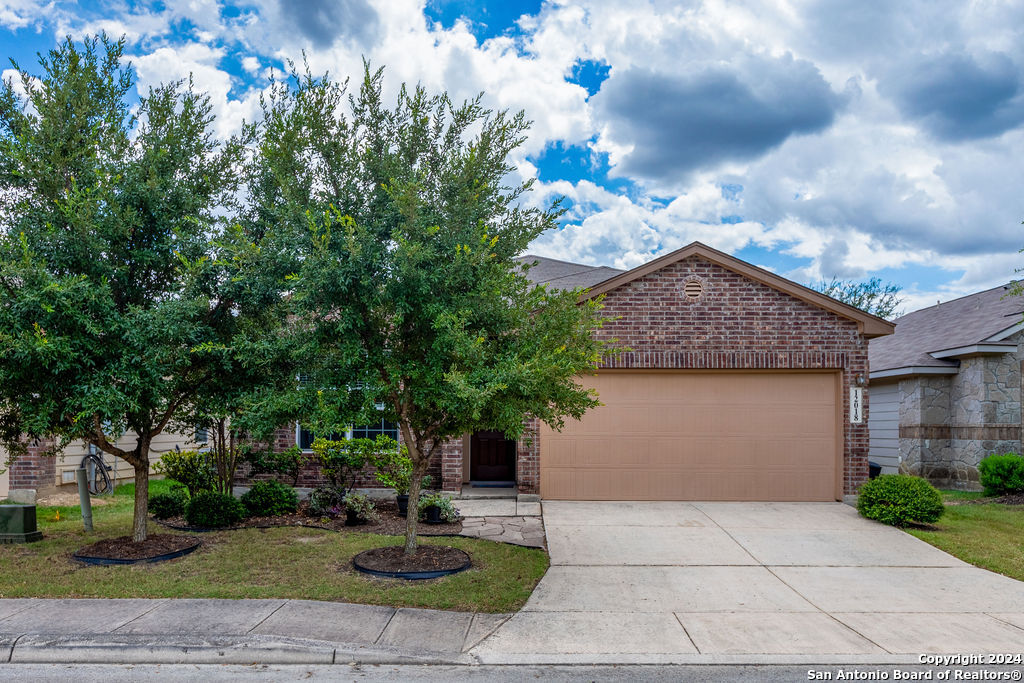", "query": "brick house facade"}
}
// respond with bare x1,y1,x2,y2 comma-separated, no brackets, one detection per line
7,243,891,501
245,242,891,500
